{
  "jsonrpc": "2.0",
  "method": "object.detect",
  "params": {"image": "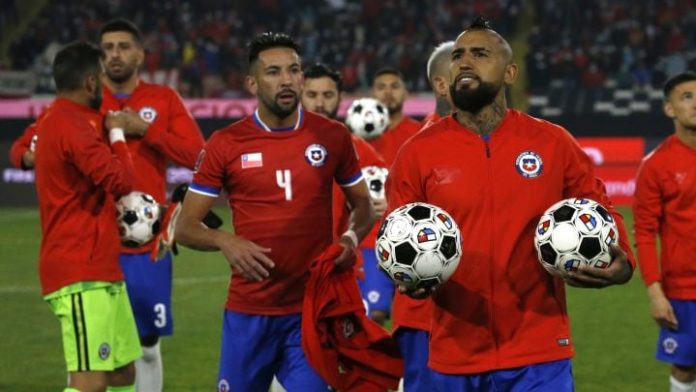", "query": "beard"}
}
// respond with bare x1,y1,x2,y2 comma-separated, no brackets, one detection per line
261,90,299,119
315,105,338,119
449,79,500,114
89,84,103,110
106,61,137,84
